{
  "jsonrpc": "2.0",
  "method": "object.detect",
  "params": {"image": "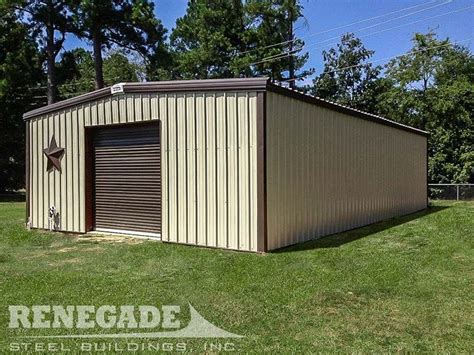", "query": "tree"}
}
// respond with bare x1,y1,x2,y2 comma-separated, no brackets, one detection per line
244,0,311,86
170,0,247,79
311,33,383,112
379,31,473,183
56,49,142,97
9,0,72,104
170,0,311,82
70,0,167,89
0,7,44,192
